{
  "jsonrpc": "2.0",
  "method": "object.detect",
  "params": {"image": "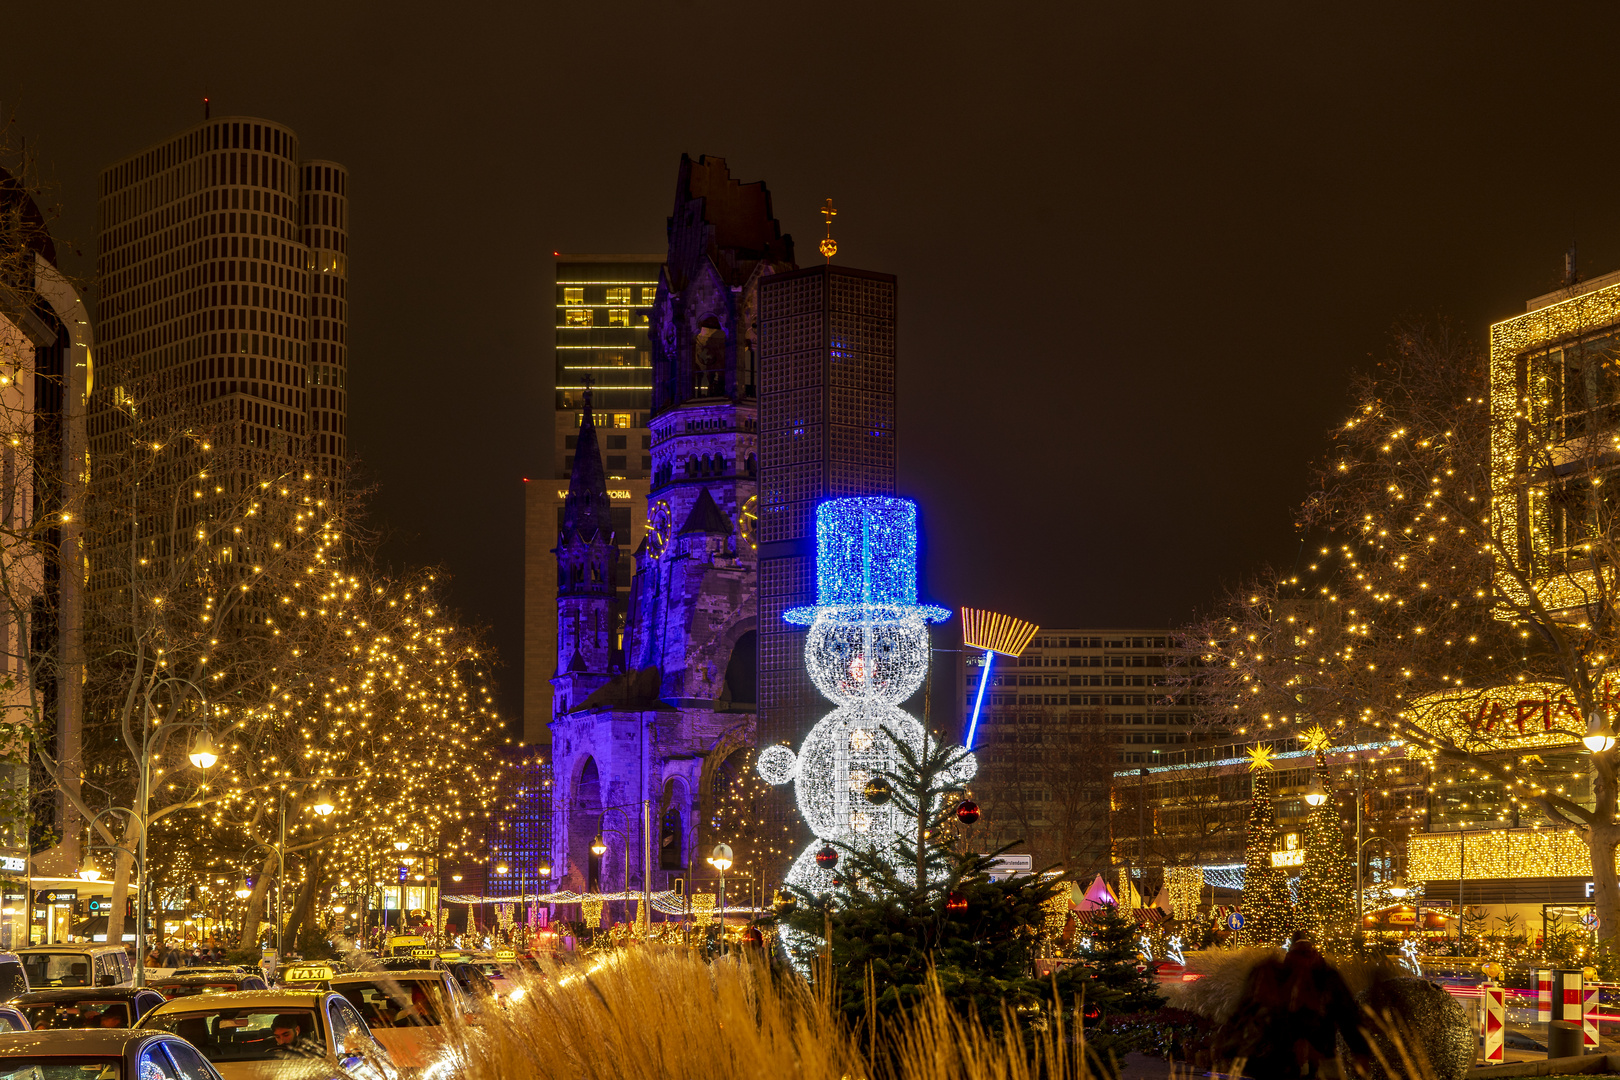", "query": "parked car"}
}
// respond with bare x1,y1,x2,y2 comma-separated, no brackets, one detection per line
330,969,474,1071
18,944,133,989
0,1027,226,1080
0,1005,29,1032
150,973,270,999
0,954,29,1001
9,987,167,1029
138,989,397,1080
372,957,443,974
